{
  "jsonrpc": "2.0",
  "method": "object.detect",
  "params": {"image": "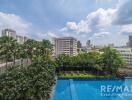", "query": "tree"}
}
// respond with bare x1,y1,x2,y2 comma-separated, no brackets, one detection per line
0,36,17,67
24,39,53,62
24,39,38,62
56,54,71,68
0,60,56,100
0,38,56,100
11,41,20,65
18,44,28,67
100,47,124,75
55,47,124,76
